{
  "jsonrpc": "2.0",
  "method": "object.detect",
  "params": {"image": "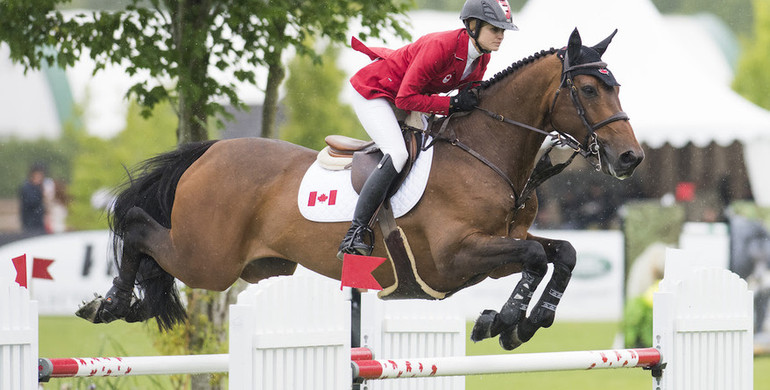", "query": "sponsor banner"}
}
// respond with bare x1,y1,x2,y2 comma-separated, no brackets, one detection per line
0,230,116,316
